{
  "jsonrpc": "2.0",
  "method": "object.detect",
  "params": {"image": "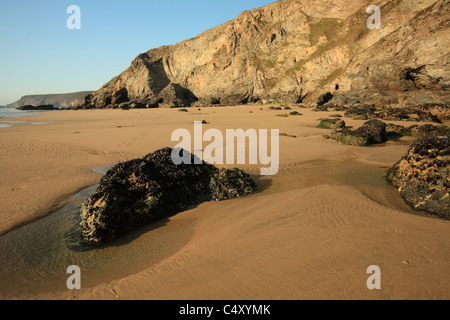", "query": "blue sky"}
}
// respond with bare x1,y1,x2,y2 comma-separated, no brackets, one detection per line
0,0,275,105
